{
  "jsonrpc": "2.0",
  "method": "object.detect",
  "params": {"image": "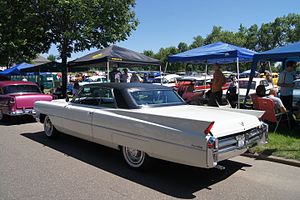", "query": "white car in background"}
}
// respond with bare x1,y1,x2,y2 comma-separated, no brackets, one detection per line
238,78,273,98
152,74,181,87
79,76,107,86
